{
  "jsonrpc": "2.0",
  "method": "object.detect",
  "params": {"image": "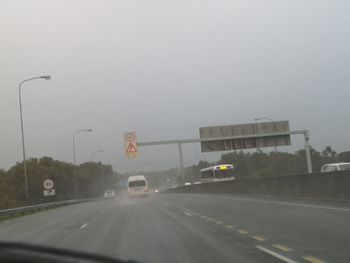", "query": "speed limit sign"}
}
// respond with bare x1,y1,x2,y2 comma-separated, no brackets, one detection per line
43,179,54,190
